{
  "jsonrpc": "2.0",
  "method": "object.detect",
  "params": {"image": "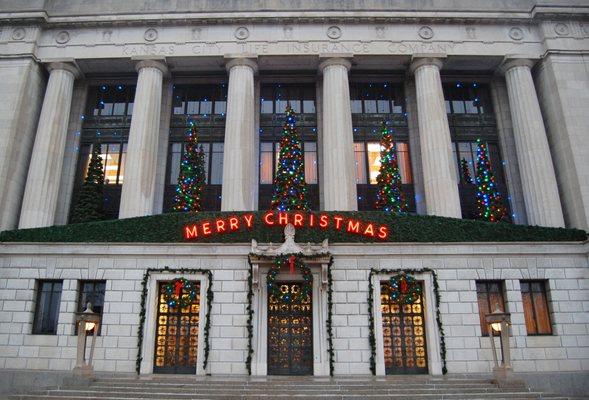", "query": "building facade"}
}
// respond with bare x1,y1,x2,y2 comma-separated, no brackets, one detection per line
0,0,588,397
